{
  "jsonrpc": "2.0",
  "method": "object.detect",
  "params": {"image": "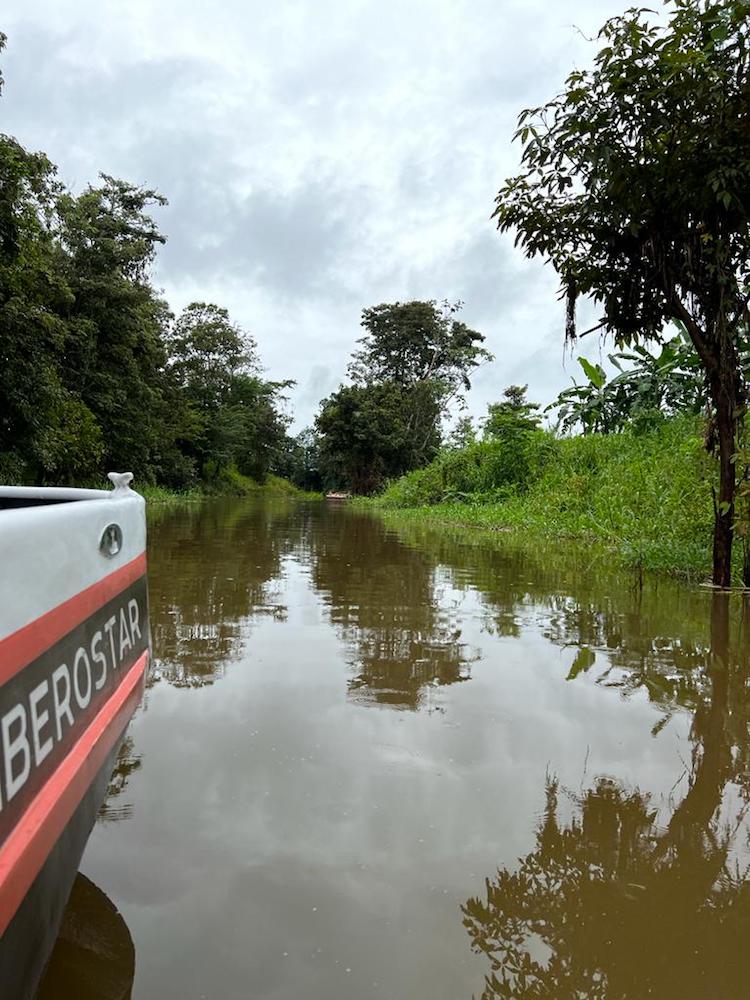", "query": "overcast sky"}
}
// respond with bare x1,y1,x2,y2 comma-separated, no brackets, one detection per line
1,0,636,431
